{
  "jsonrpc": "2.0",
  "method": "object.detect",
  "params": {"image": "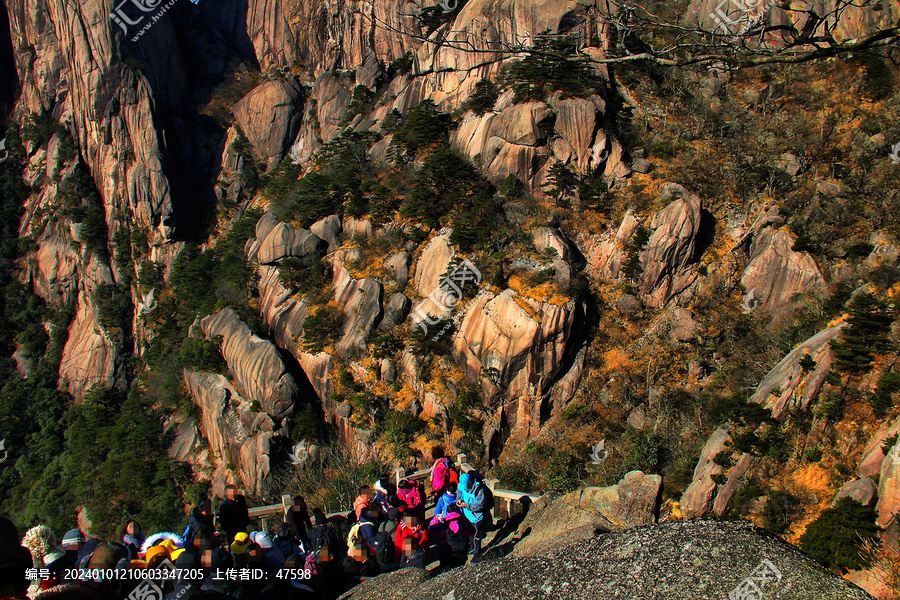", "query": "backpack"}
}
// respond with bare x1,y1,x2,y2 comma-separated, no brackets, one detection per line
347,523,363,546
442,457,460,486
310,525,338,555
398,479,424,509
371,531,394,566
